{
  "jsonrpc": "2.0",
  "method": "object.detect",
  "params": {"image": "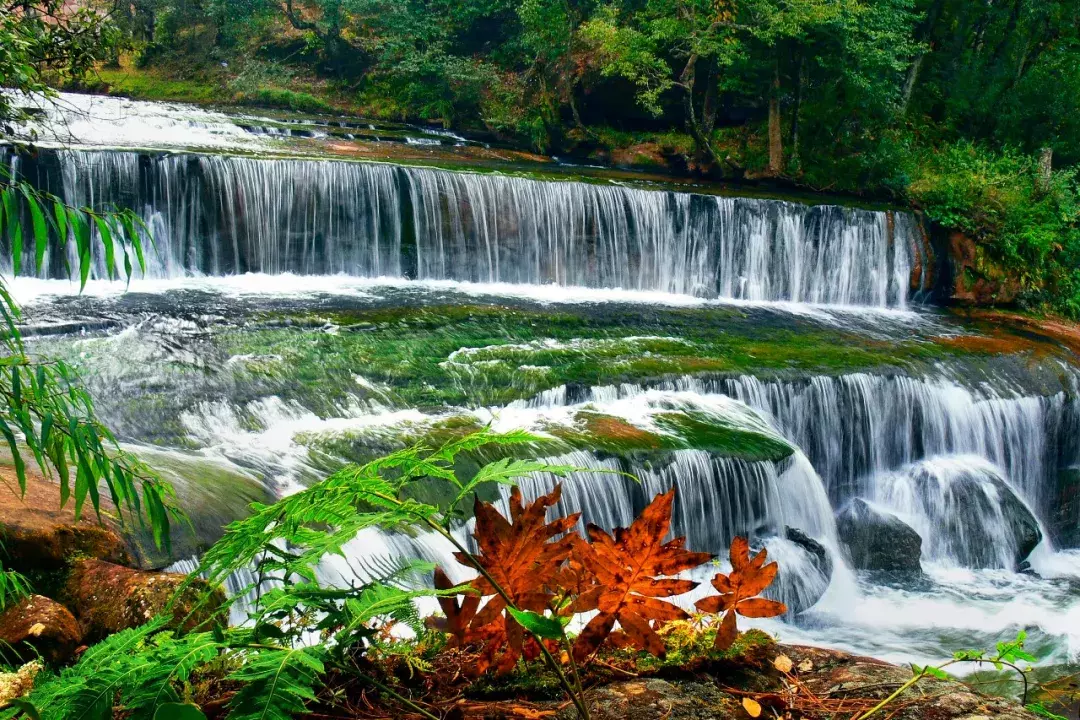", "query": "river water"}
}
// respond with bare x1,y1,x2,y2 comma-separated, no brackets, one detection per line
4,93,1079,672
